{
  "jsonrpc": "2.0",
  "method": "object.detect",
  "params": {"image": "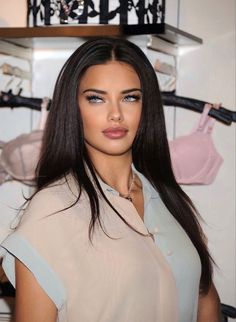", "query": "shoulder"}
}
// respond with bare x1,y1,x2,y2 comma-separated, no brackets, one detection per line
19,174,86,226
